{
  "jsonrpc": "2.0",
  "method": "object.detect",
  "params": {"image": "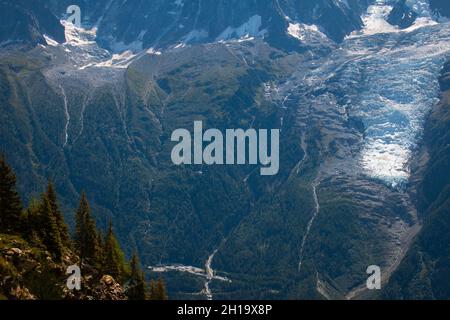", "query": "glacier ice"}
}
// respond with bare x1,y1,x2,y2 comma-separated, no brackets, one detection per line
278,0,450,186
346,1,450,185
